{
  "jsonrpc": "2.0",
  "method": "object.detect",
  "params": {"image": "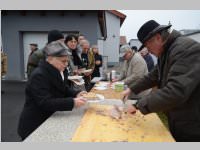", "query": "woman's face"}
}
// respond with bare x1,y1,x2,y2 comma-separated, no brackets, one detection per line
92,48,98,54
66,38,78,50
